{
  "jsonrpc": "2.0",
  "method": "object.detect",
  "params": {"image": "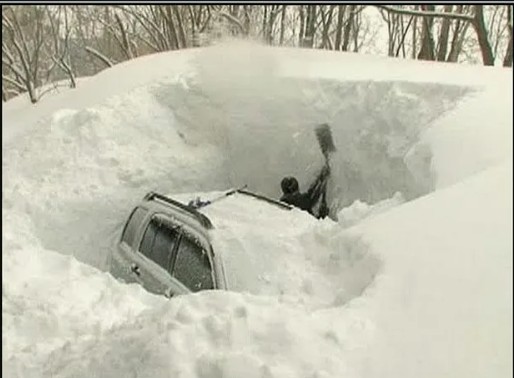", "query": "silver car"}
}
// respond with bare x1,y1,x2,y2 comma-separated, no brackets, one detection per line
109,190,291,298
